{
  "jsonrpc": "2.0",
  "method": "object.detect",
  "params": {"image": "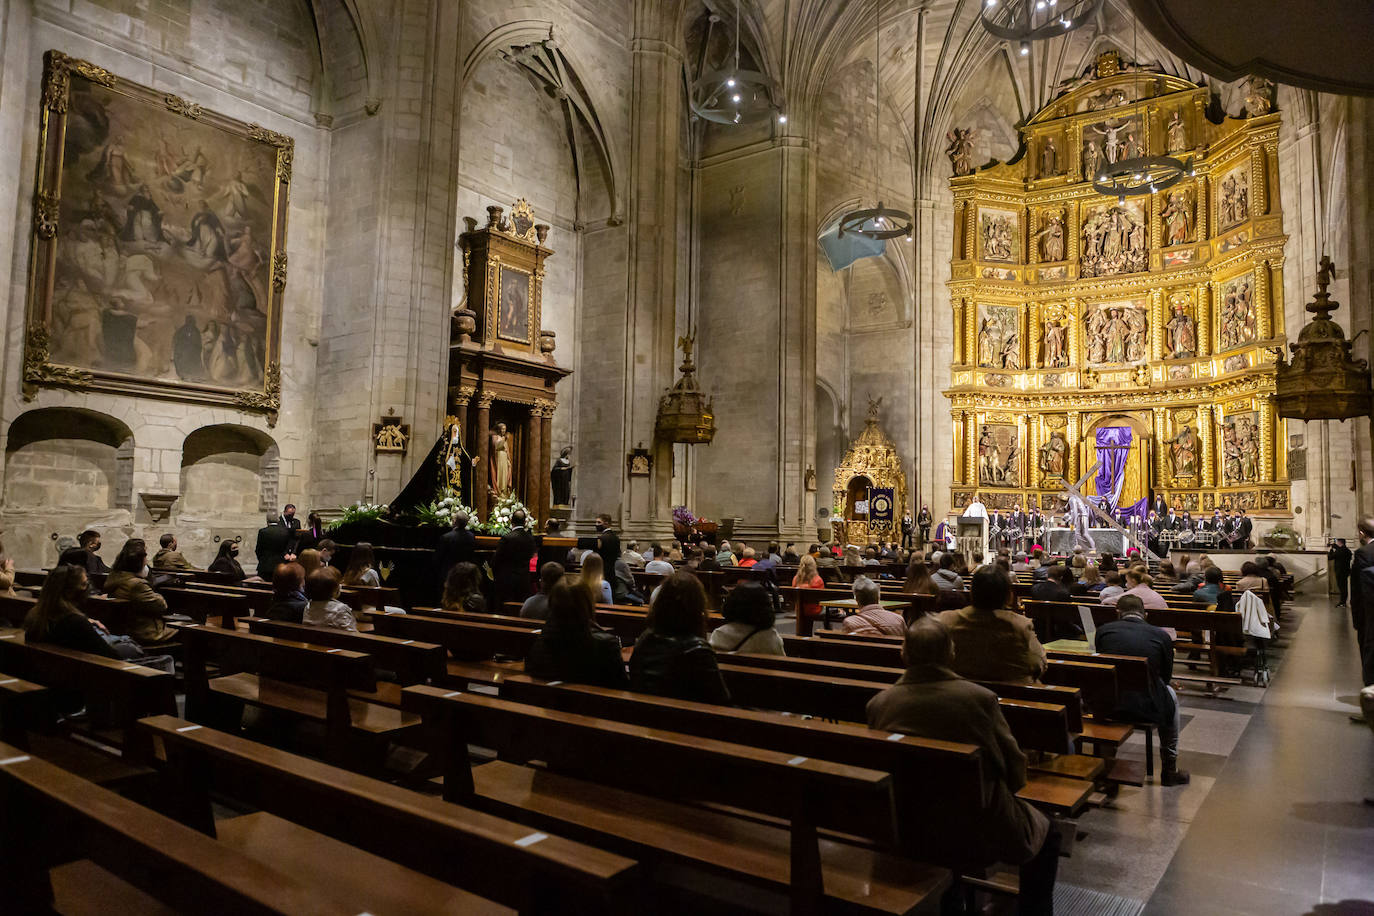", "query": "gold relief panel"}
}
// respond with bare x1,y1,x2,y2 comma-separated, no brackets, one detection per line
1034,208,1068,263
1082,299,1148,366
1217,160,1251,230
1040,303,1070,369
977,422,1022,489
1219,410,1260,485
978,208,1019,262
1160,185,1197,247
1164,290,1198,358
976,304,1022,369
1080,199,1148,278
1217,271,1257,351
